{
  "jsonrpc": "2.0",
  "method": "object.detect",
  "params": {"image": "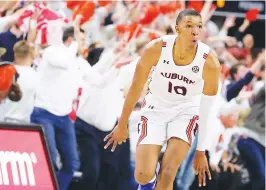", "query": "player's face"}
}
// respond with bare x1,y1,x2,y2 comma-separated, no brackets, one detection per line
176,15,203,45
